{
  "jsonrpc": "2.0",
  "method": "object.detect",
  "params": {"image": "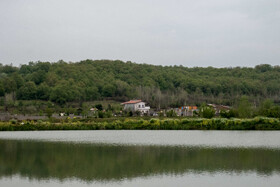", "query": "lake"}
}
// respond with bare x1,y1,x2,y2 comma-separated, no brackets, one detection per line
0,130,279,187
